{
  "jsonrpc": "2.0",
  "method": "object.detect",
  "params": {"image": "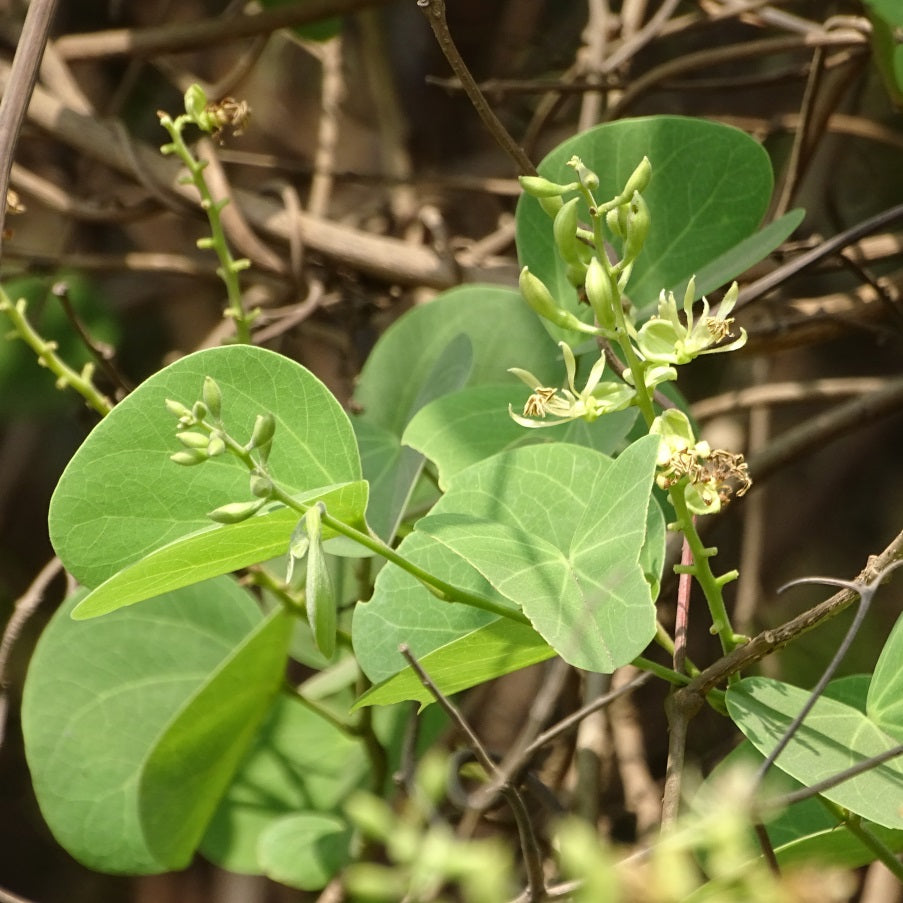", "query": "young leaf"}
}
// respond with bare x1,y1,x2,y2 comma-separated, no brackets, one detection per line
22,577,291,873
257,814,353,890
304,505,337,658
